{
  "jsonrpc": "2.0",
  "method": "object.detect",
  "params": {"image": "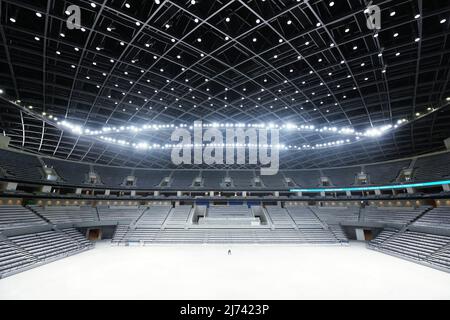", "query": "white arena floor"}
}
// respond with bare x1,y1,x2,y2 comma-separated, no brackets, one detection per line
1,241,450,300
